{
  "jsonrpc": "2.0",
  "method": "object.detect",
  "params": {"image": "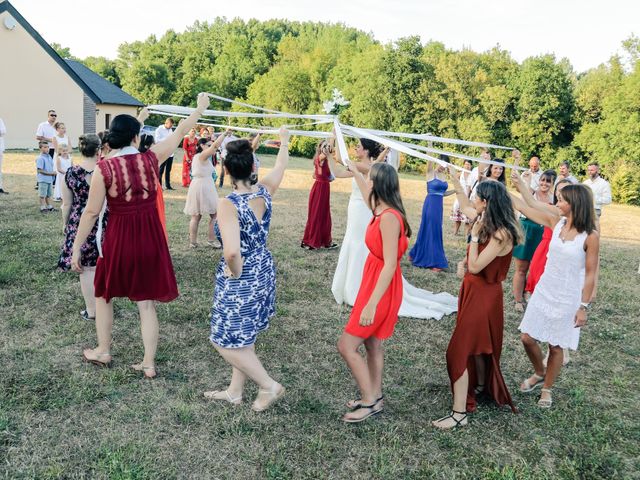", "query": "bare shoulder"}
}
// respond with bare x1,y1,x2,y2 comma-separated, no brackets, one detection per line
380,210,401,229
